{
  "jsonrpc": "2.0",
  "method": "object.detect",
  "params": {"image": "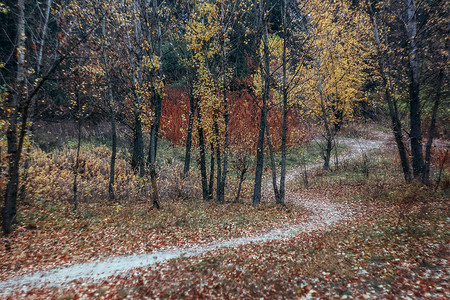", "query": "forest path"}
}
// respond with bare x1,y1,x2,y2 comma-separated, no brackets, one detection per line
0,133,389,296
